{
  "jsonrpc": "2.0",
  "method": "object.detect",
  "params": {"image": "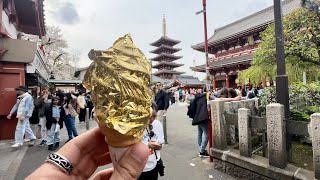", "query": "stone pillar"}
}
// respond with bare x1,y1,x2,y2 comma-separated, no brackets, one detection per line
311,113,320,179
211,101,227,150
266,103,287,168
213,75,217,90
225,102,236,145
238,108,252,157
225,74,229,88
